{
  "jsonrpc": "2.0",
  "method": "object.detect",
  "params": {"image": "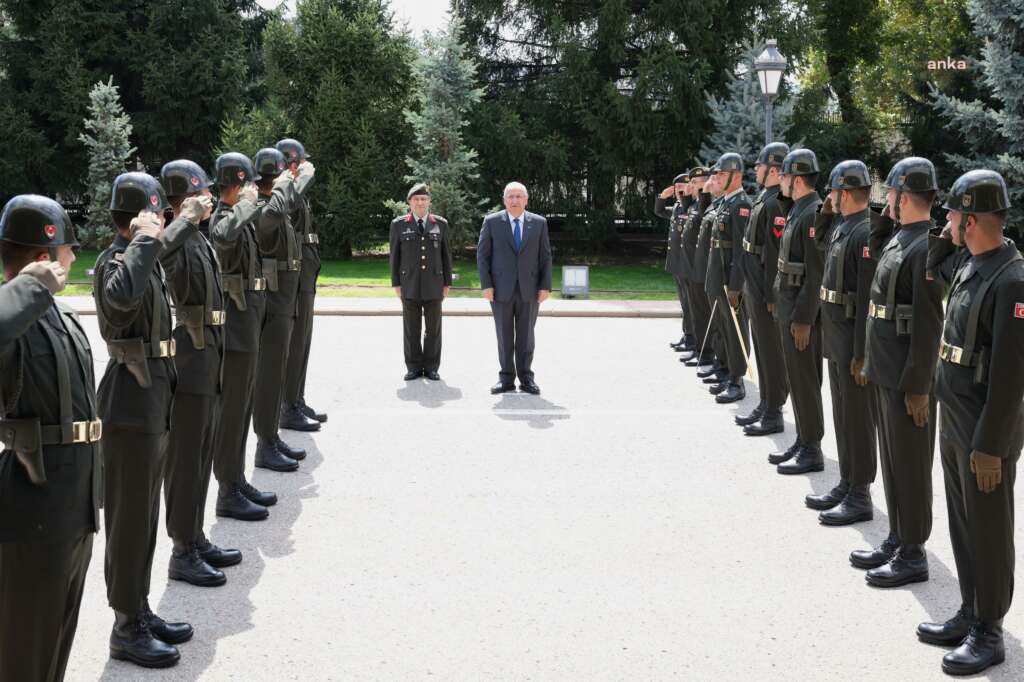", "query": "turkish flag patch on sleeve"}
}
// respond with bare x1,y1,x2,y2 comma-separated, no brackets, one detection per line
739,207,750,217
809,227,816,238
1015,303,1024,319
862,246,871,259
